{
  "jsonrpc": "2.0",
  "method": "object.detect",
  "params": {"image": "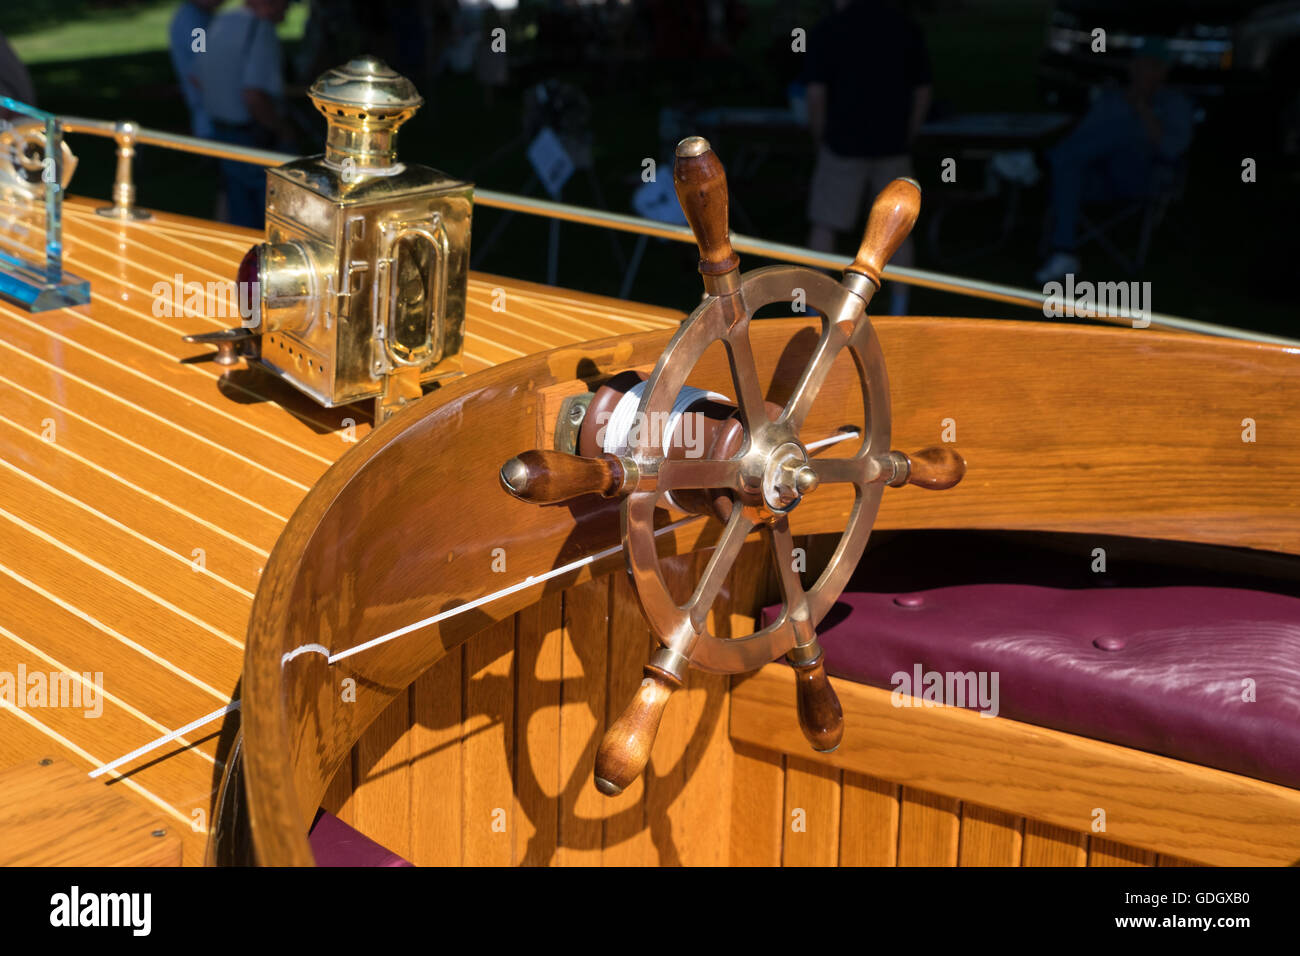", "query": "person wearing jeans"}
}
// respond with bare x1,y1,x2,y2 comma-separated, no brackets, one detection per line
1036,44,1194,285
168,0,223,139
200,0,290,229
